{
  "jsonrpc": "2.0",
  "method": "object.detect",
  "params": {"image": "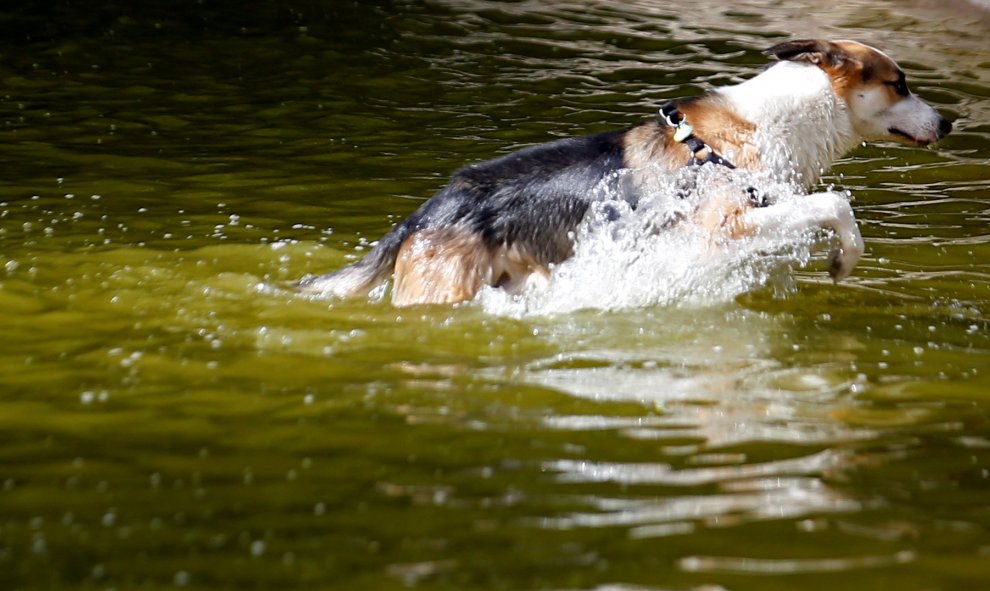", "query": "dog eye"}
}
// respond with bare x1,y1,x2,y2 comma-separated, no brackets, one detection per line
885,77,909,97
